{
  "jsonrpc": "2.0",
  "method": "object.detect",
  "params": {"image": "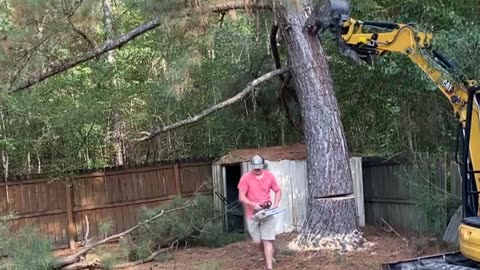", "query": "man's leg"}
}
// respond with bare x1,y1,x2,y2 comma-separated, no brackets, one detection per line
258,241,265,261
259,216,277,269
262,240,274,269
